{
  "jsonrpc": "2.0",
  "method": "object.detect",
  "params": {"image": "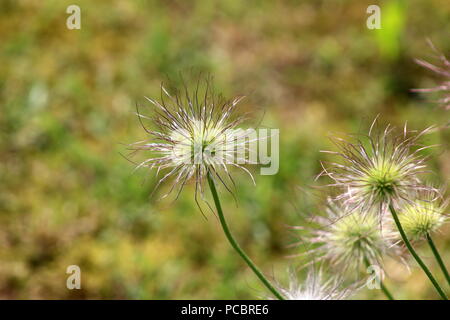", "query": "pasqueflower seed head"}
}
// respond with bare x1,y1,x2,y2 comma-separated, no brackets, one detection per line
306,199,397,273
276,268,355,300
321,119,435,219
398,189,448,241
128,77,258,202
